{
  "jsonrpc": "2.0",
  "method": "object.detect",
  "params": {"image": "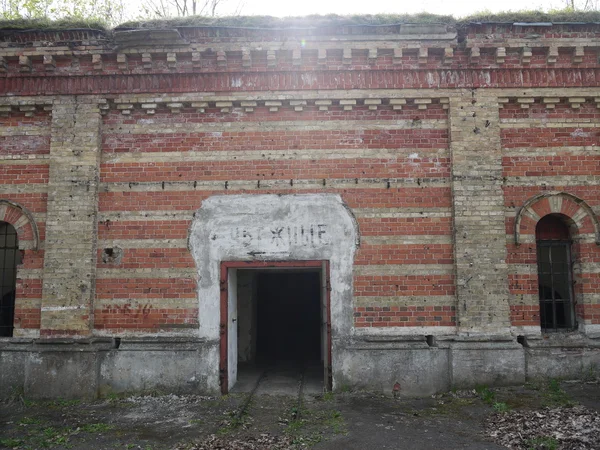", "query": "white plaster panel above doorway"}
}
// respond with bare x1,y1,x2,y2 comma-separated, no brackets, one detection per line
189,193,360,343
